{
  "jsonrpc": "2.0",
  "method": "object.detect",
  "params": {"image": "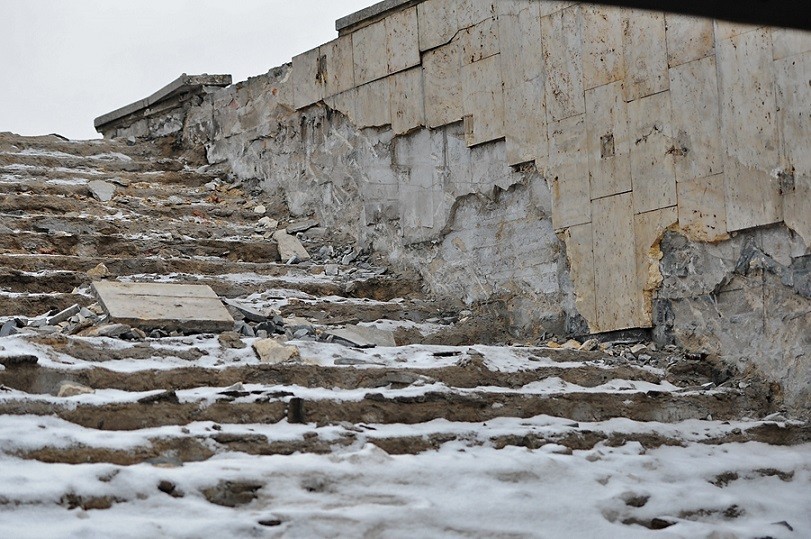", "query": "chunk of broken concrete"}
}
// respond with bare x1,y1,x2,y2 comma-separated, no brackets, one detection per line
253,338,300,364
0,320,17,338
286,219,319,234
82,324,131,338
87,180,116,202
47,304,81,326
57,382,95,397
218,331,246,350
272,230,311,262
87,263,111,279
92,281,234,333
326,325,396,348
222,298,268,323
